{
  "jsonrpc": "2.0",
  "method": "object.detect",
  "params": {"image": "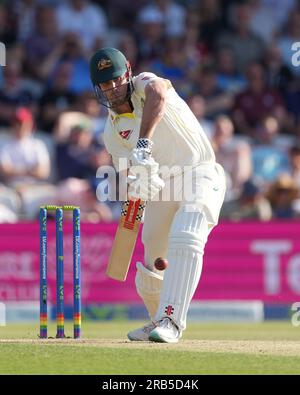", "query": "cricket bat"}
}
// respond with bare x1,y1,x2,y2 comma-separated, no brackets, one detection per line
106,199,146,281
